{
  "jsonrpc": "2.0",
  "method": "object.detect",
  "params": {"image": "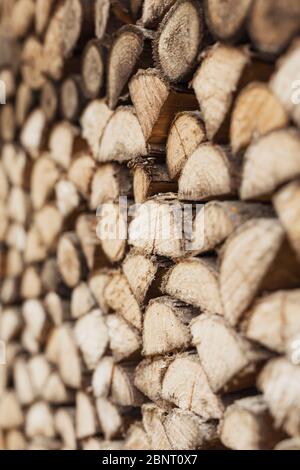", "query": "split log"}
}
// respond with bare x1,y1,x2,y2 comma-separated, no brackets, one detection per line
5,430,27,451
20,108,47,158
124,422,151,450
270,39,300,128
192,44,249,141
57,233,87,288
166,111,206,180
25,402,55,439
22,299,48,345
71,282,96,319
55,180,80,217
258,358,300,437
96,397,122,440
131,158,177,203
220,396,283,450
92,356,114,398
129,194,188,258
241,129,300,200
230,82,288,154
161,354,224,419
81,39,105,99
31,155,59,210
15,82,34,127
220,218,300,326
75,391,98,440
154,0,204,83
204,0,252,42
0,391,24,430
106,314,141,362
162,258,223,314
107,26,150,109
61,75,86,122
90,163,132,209
0,67,16,100
35,0,55,36
191,314,269,393
143,404,219,450
143,297,196,356
134,356,173,404
275,438,300,451
122,250,167,305
49,121,86,170
129,68,198,143
98,106,147,162
34,205,63,249
248,0,300,55
63,0,95,58
273,180,300,261
191,201,273,255
21,265,43,299
243,290,300,355
74,309,109,370
40,80,59,123
2,144,30,188
140,0,176,28
0,307,22,342
178,143,240,201
80,99,113,158
11,0,35,39
68,154,95,200
54,409,76,450
8,186,30,225
56,324,82,389
21,37,45,90
13,357,35,406
104,272,142,330
27,355,51,399
0,103,16,142
89,269,113,314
